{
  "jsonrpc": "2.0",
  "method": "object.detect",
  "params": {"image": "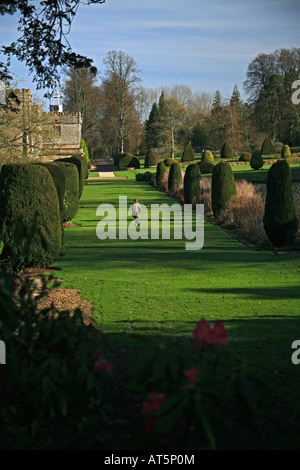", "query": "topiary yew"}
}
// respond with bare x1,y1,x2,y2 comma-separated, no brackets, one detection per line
281,144,291,159
220,142,234,159
144,148,158,168
201,150,214,164
119,153,140,169
183,163,201,204
261,138,275,155
263,160,298,247
0,163,61,270
156,161,167,189
211,161,237,217
80,138,90,169
168,162,182,190
250,149,264,170
197,160,215,174
181,143,194,162
54,162,79,222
